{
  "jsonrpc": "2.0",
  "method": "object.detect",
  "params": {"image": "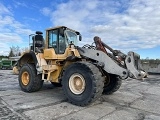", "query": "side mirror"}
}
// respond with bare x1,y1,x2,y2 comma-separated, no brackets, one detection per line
79,35,82,41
